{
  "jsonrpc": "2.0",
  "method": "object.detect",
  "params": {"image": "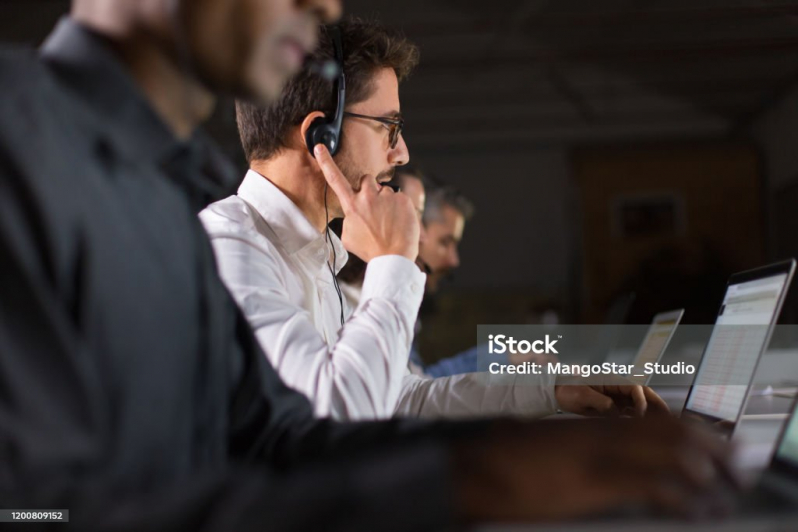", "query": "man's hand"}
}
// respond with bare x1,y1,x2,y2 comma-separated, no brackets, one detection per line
555,377,670,417
453,417,740,523
315,144,419,261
